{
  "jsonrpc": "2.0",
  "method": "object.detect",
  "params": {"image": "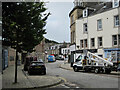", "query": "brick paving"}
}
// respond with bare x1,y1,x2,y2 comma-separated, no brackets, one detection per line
2,65,62,89
0,74,2,90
